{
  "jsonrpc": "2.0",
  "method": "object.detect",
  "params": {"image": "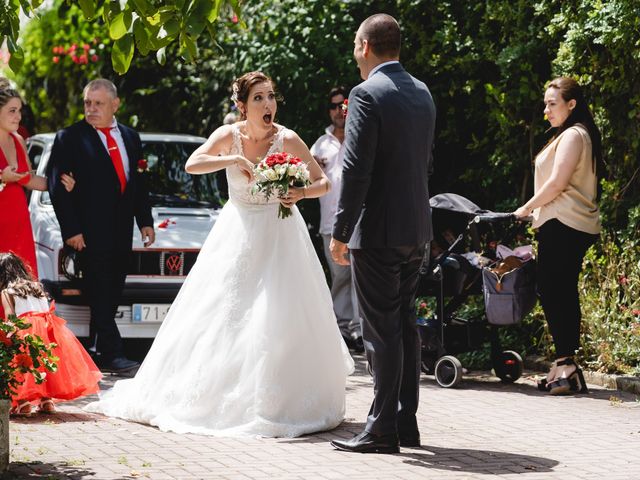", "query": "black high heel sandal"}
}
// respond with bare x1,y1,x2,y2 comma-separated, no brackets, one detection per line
547,357,588,395
536,360,557,392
